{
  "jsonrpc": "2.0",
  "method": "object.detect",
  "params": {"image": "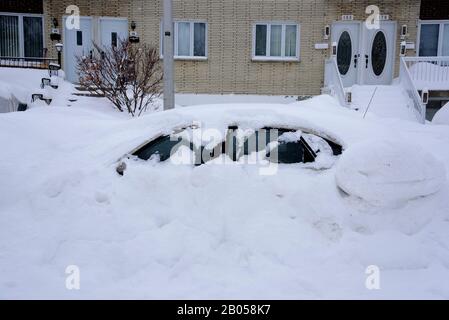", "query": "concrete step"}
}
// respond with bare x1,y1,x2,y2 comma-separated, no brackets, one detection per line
72,92,105,98
73,86,105,98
